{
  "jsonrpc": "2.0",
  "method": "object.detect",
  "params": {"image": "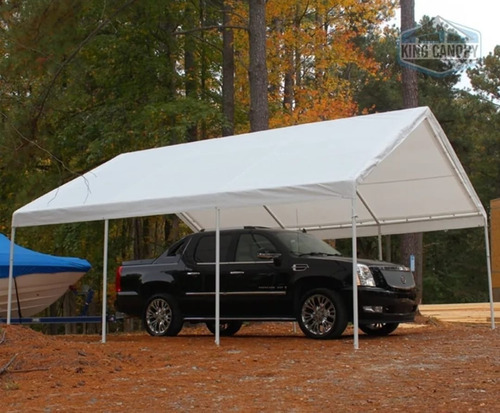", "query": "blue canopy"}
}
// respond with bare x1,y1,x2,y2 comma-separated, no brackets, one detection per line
0,234,91,279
